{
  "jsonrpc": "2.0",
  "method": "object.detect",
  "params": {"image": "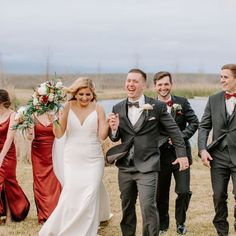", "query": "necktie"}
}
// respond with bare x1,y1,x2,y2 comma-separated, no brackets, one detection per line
127,101,140,108
224,93,236,100
166,100,173,107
